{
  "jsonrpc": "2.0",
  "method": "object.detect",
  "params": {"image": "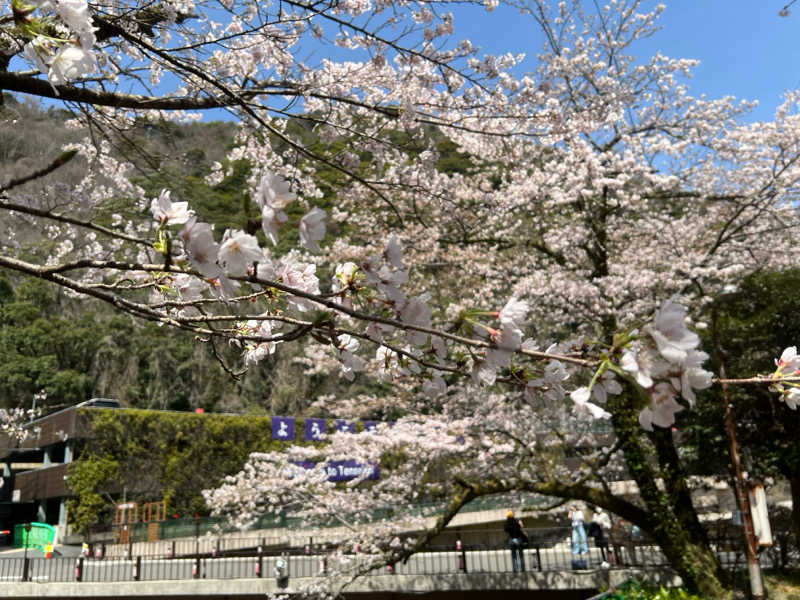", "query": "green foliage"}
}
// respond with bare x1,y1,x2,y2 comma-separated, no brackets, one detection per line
685,269,800,479
0,278,100,408
604,581,702,600
0,266,336,414
65,456,119,534
65,408,324,531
